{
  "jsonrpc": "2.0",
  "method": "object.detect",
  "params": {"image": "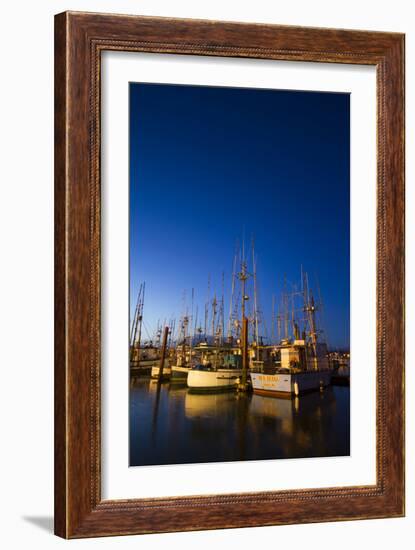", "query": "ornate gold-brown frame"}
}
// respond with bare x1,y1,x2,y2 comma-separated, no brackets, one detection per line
54,11,405,538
